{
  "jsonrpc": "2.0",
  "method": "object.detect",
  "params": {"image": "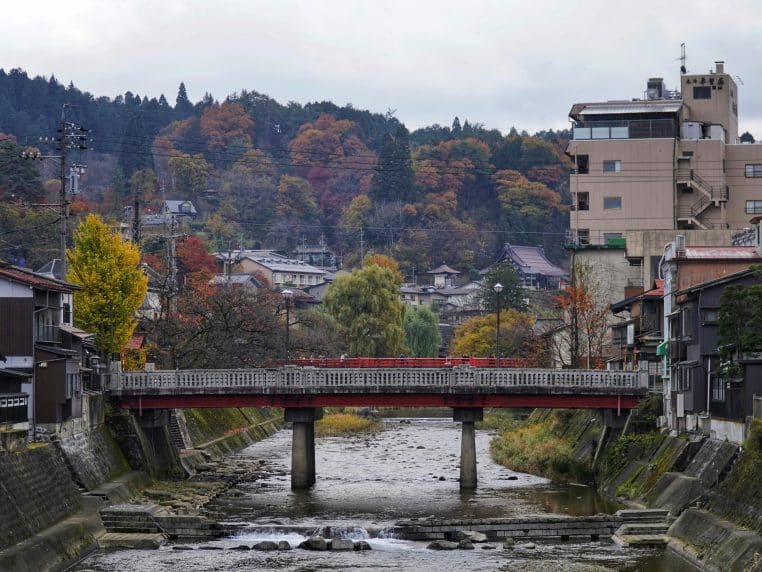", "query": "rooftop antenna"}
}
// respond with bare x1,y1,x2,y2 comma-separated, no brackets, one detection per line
678,42,687,74
735,75,744,85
